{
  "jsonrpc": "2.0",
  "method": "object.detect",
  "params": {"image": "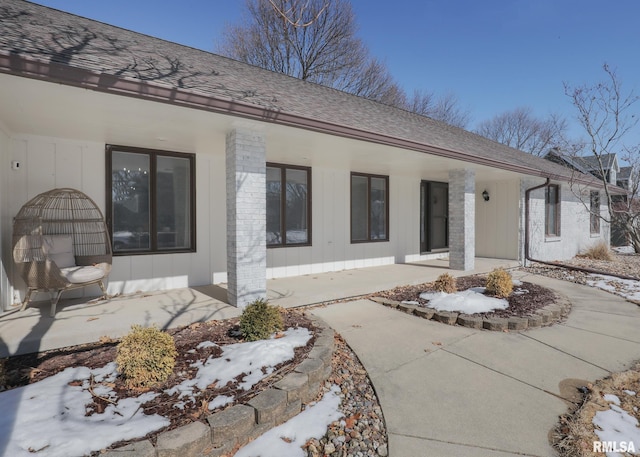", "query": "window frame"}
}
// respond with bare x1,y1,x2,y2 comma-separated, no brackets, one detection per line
266,162,312,248
106,145,196,255
545,184,561,237
350,172,390,243
590,190,601,234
